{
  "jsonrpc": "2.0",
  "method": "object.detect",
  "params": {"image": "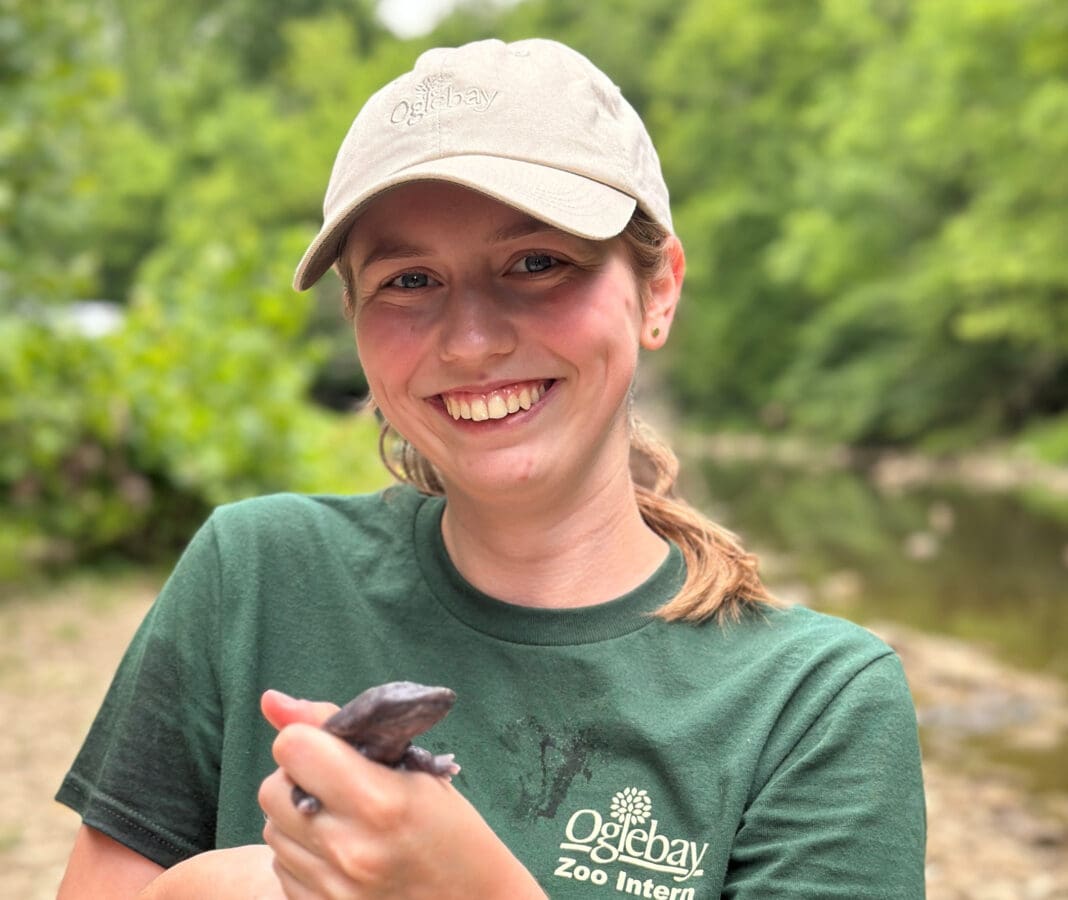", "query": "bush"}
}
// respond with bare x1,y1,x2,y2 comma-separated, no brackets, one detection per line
0,231,387,579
